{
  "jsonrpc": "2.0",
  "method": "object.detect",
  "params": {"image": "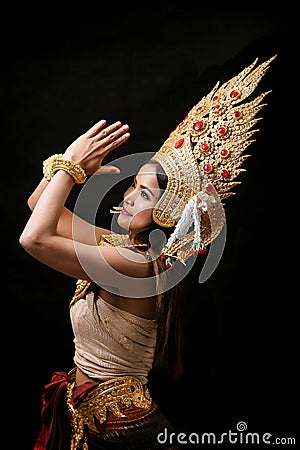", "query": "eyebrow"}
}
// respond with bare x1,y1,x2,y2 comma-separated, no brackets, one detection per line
134,176,155,198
